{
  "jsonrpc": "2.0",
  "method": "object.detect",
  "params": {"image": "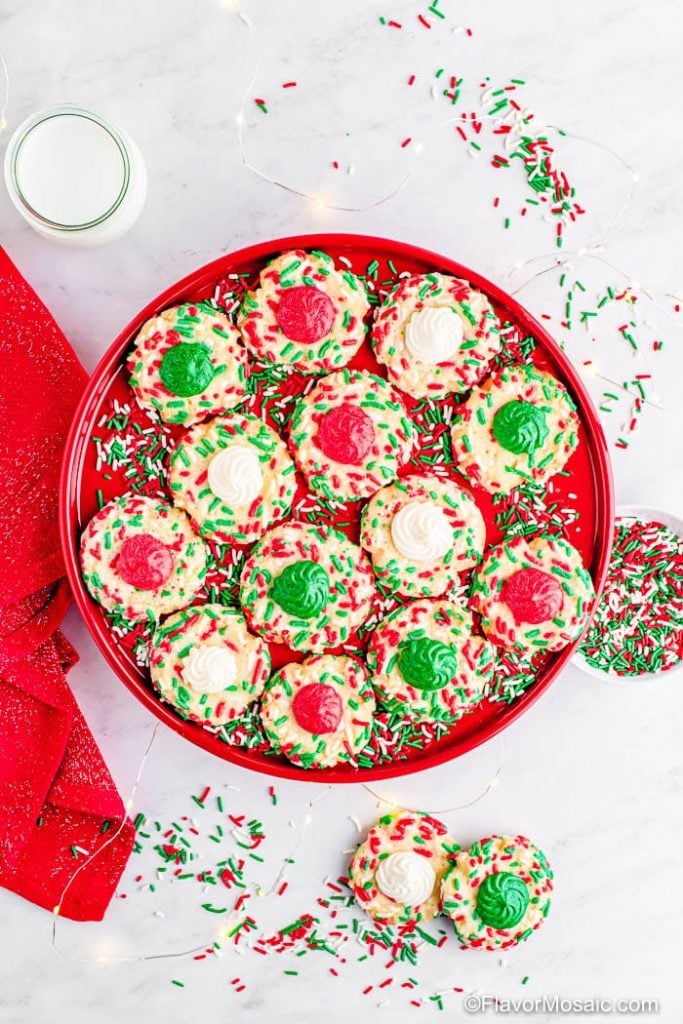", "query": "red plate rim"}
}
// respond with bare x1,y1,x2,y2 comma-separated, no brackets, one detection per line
59,232,615,782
